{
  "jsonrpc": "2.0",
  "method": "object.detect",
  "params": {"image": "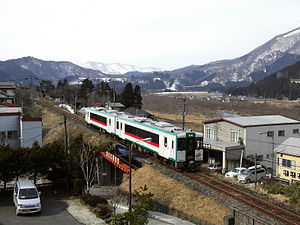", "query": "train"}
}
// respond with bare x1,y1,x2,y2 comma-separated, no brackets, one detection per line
85,107,204,168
